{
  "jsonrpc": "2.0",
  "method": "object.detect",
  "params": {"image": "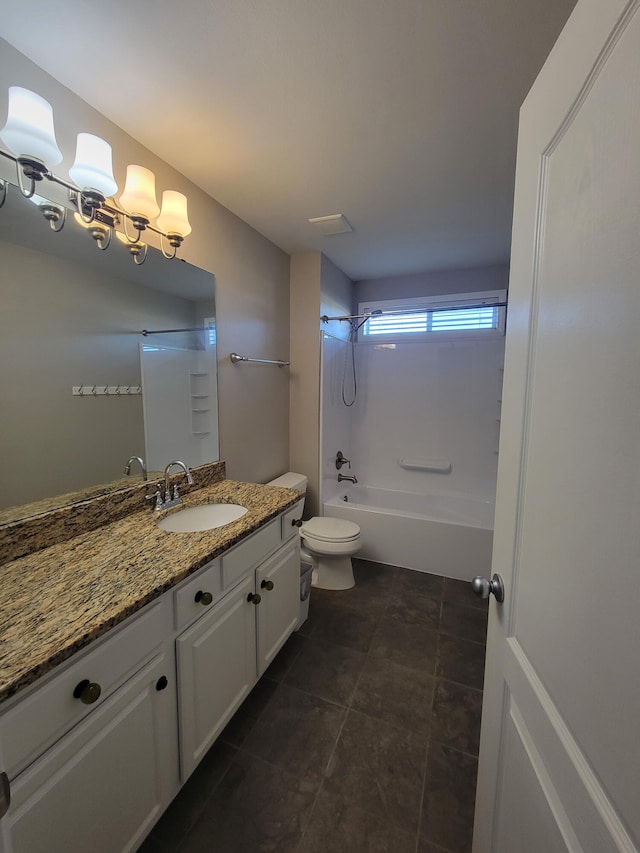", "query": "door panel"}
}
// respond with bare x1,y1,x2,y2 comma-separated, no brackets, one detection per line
474,1,640,850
